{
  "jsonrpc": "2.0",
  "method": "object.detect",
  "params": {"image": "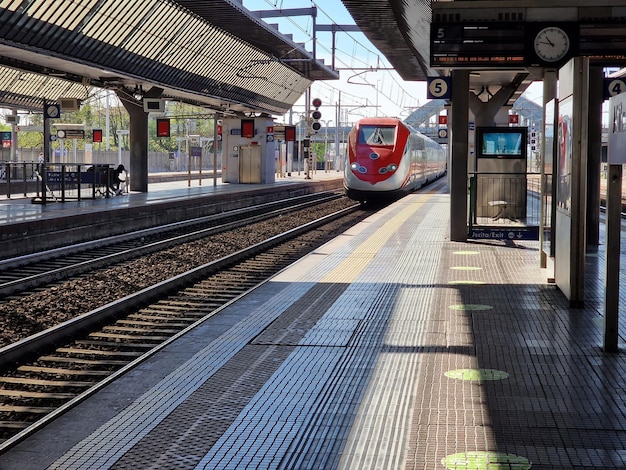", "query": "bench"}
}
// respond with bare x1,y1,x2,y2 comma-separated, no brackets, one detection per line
488,200,516,221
